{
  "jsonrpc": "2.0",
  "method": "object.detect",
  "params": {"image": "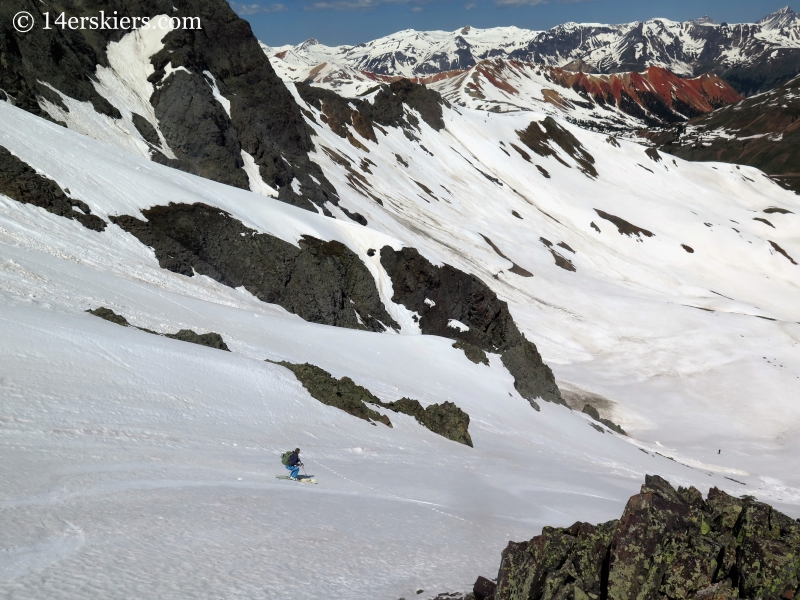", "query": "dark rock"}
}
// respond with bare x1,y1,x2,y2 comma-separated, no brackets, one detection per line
683,244,695,253
274,361,392,427
110,203,398,332
380,246,563,407
770,241,797,265
453,340,490,366
517,117,598,178
381,397,473,447
492,475,800,600
165,329,229,351
582,404,627,436
87,307,130,327
150,70,249,189
274,361,473,445
0,0,340,213
473,576,497,600
595,209,654,238
131,113,161,149
0,146,106,232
